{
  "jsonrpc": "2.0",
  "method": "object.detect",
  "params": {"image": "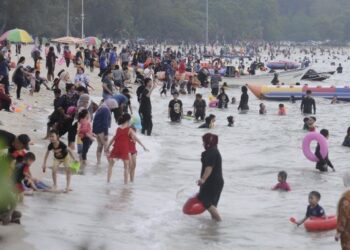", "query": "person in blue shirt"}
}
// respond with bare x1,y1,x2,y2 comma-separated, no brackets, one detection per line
297,191,325,226
93,99,118,165
98,50,107,77
109,47,117,67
